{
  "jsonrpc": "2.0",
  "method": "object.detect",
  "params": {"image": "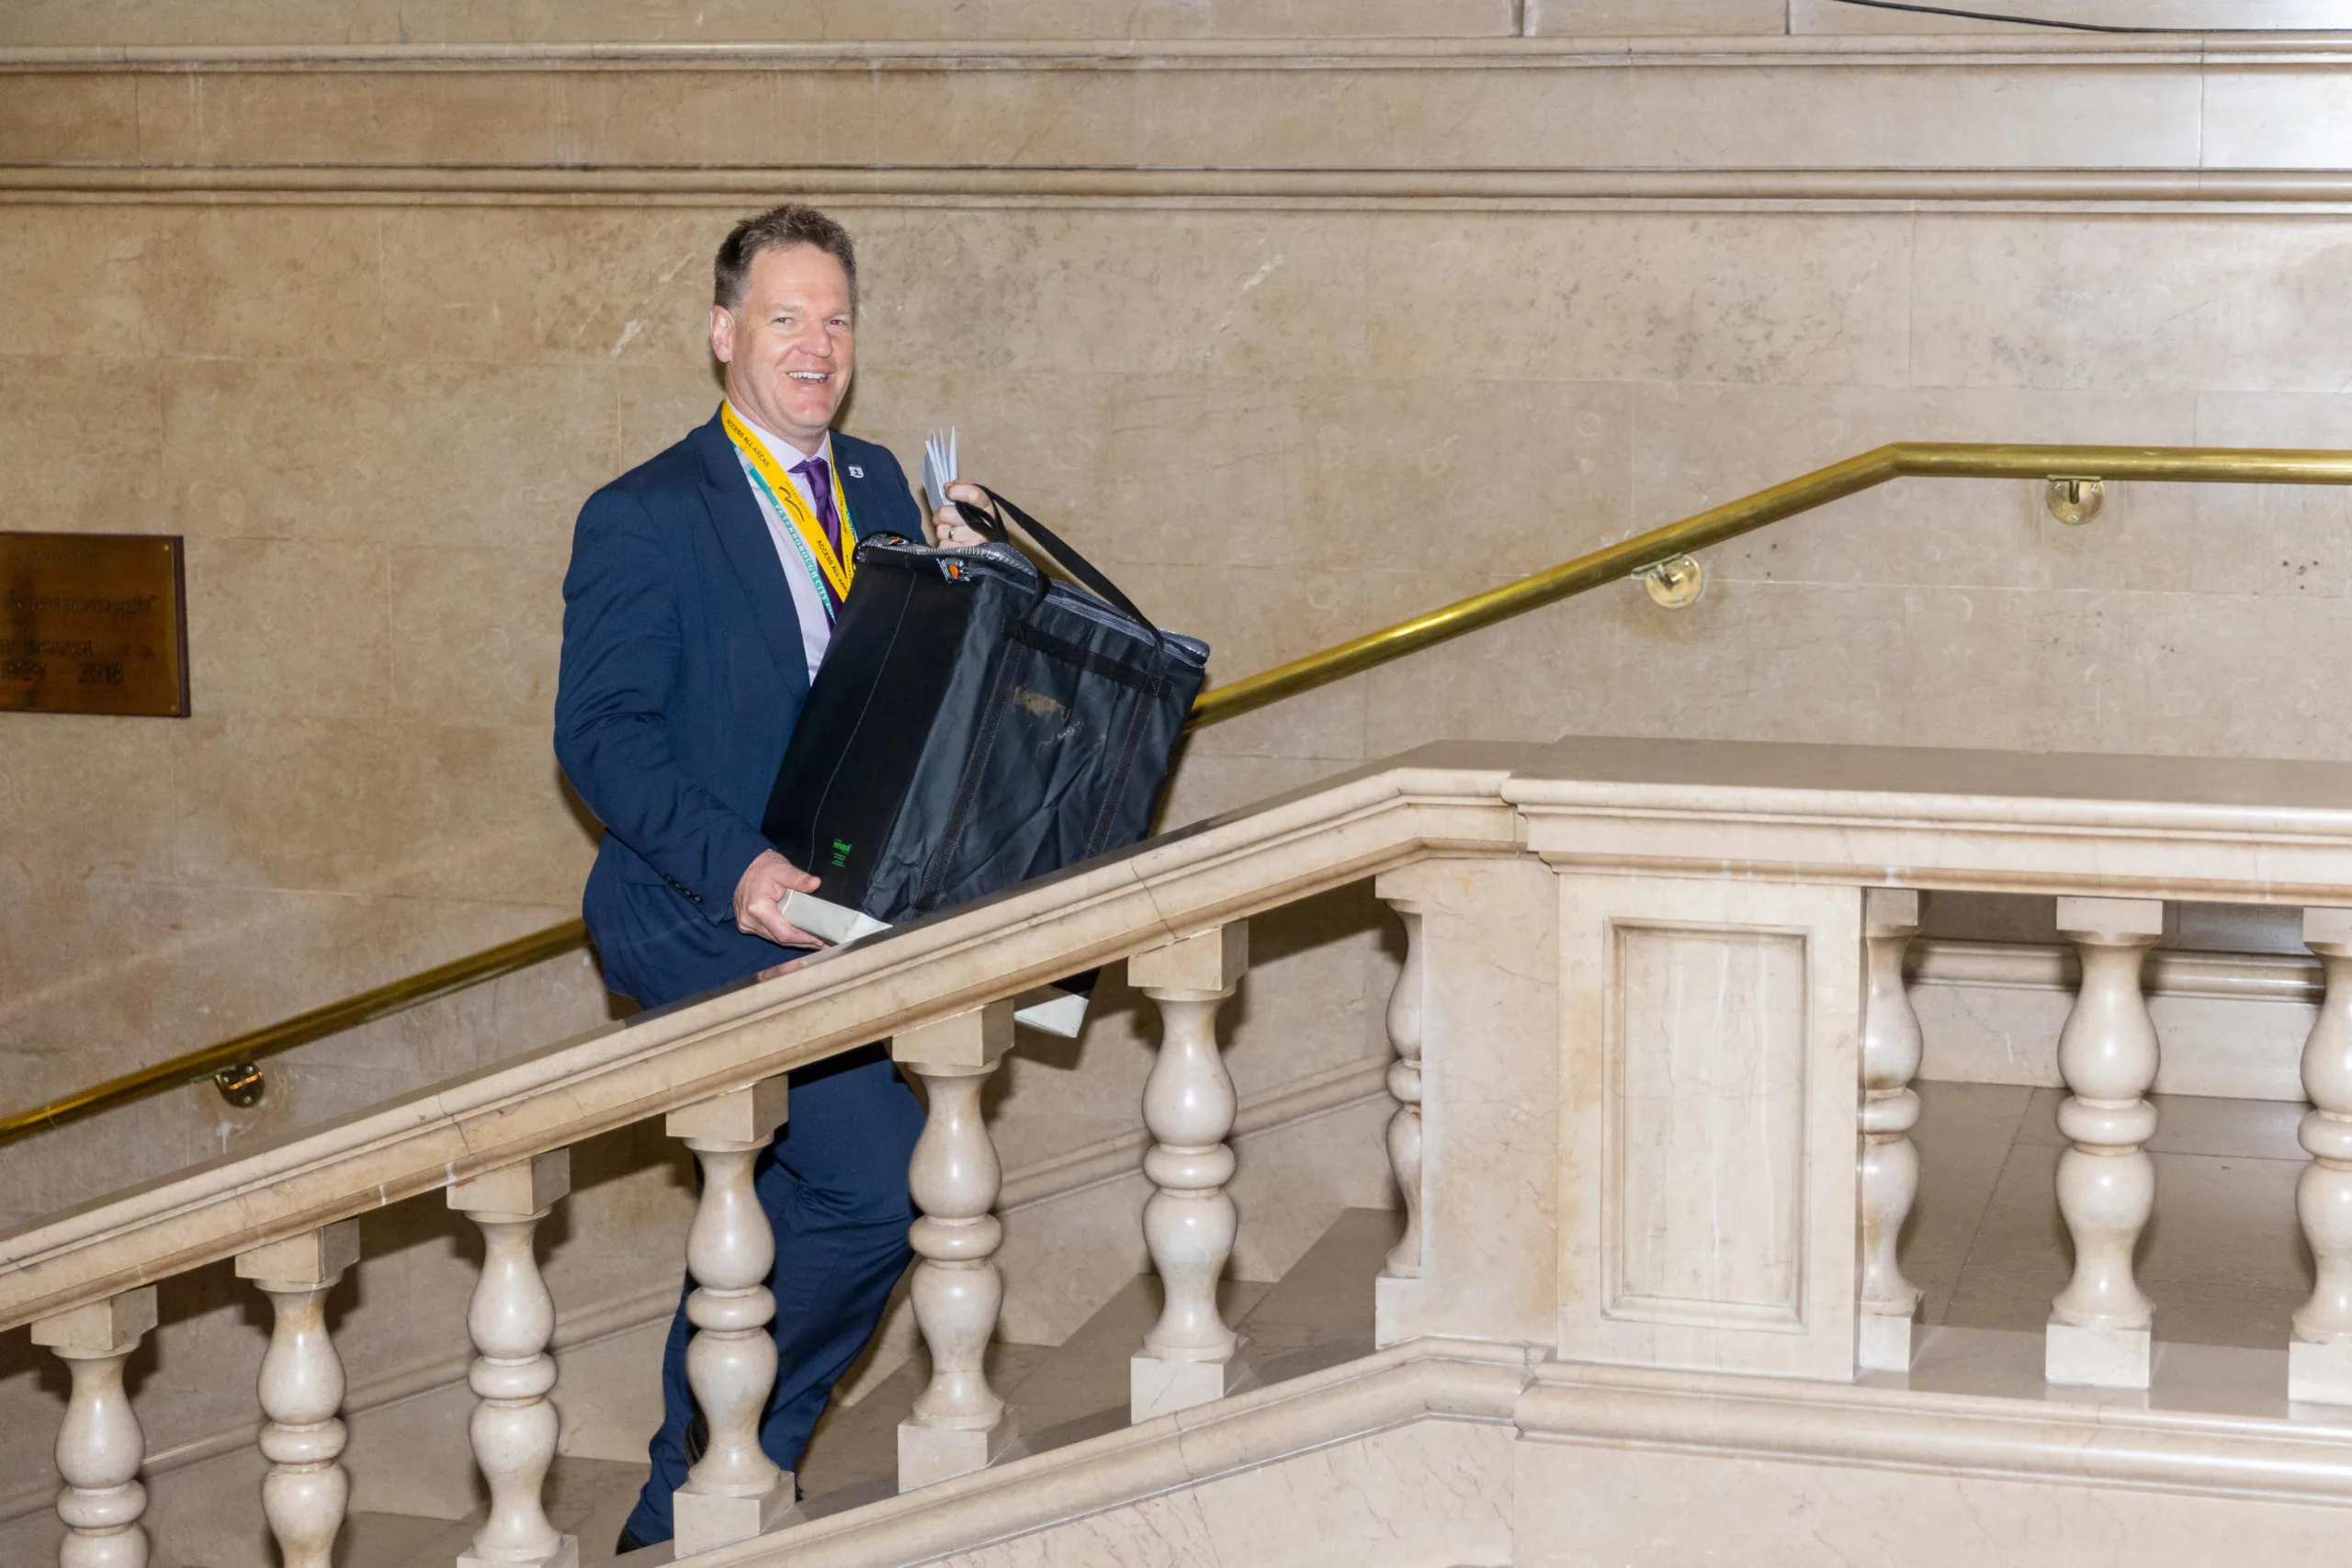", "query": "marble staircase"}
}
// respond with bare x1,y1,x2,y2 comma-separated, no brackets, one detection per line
328,1211,1402,1568
25,740,2352,1567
